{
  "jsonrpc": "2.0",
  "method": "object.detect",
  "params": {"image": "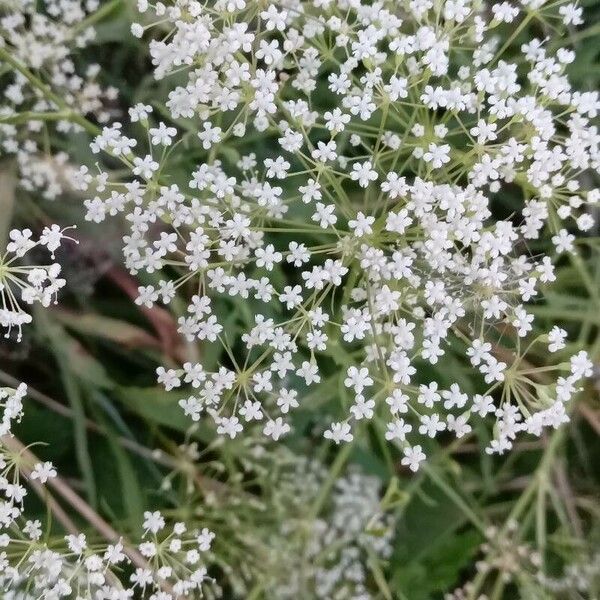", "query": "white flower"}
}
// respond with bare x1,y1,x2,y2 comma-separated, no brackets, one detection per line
344,366,373,394
31,462,57,484
350,160,378,188
263,417,290,440
216,416,243,438
350,396,375,420
423,143,451,169
143,511,165,534
548,326,567,353
349,212,375,237
324,422,353,444
401,445,426,472
55,0,598,458
131,23,144,38
385,419,412,441
198,122,222,149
